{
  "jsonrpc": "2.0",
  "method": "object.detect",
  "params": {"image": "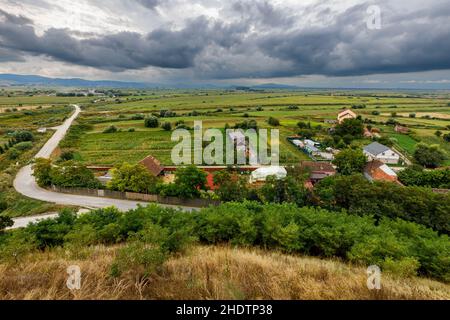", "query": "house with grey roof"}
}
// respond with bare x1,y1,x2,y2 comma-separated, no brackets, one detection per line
363,142,400,164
